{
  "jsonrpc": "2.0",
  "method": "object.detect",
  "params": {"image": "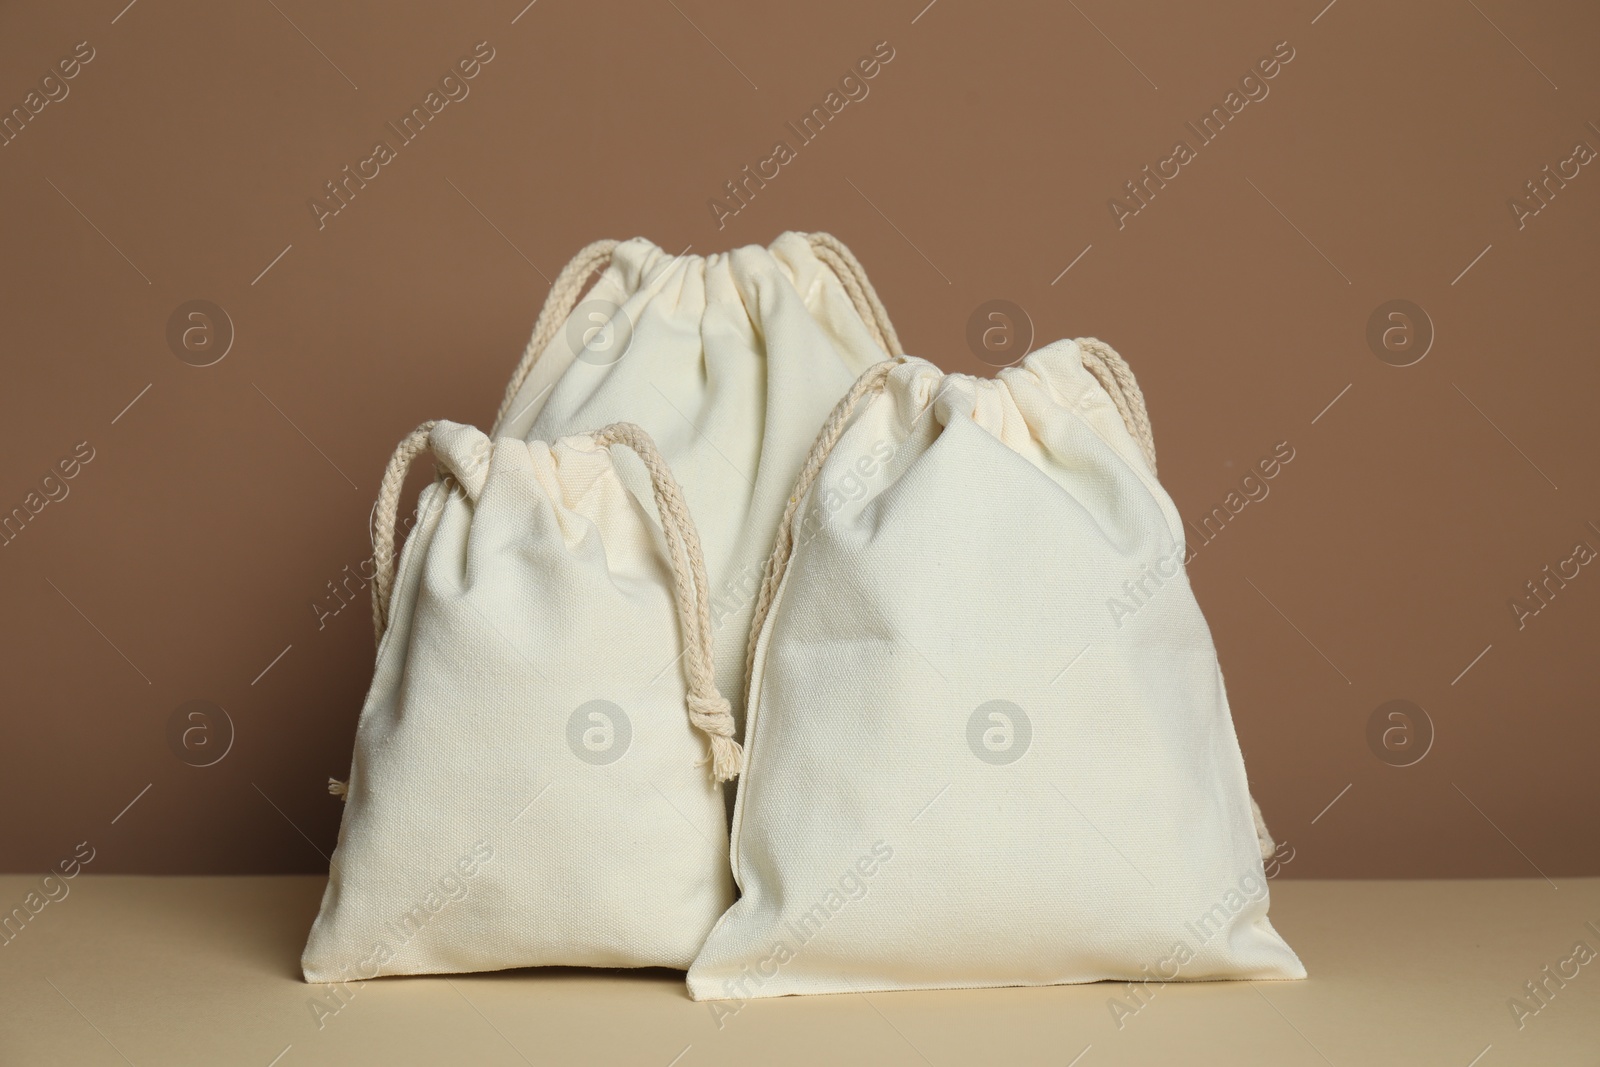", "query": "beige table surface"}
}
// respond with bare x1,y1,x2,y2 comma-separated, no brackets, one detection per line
2,875,1596,1066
